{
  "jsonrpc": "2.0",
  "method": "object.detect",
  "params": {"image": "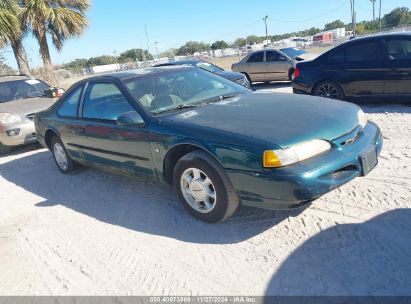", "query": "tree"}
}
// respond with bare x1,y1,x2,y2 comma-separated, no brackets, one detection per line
246,35,263,45
211,40,229,50
382,7,411,28
324,20,345,31
22,0,90,71
0,0,30,74
118,48,153,63
177,41,210,55
233,38,246,47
